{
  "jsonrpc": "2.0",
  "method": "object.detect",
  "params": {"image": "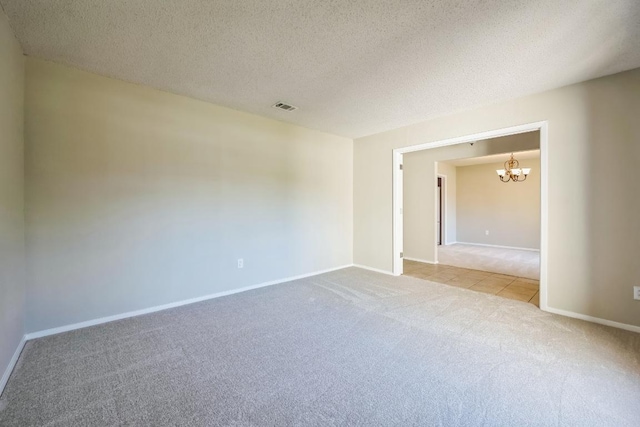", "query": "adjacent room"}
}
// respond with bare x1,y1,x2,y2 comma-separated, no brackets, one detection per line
1,1,639,426
402,131,542,306
438,149,541,280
